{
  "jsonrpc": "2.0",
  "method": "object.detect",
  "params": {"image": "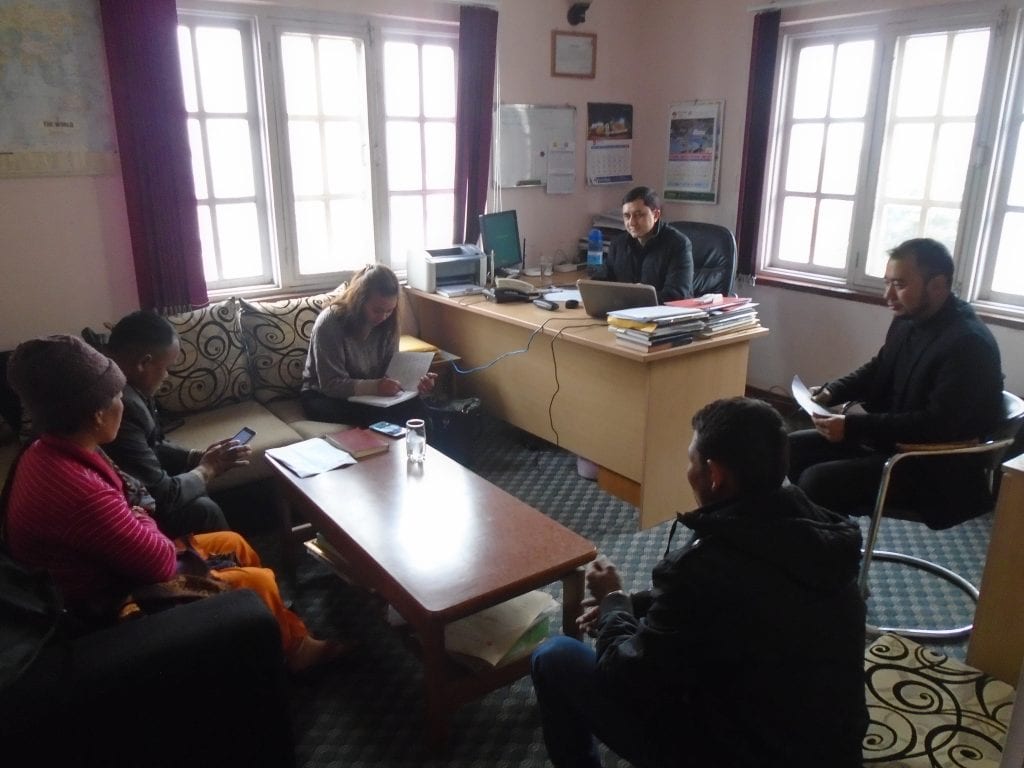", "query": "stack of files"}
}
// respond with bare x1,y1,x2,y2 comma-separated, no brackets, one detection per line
606,304,707,352
699,301,761,339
